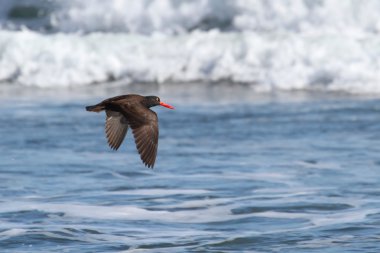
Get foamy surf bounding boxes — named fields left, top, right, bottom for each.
left=1, top=29, right=380, bottom=93
left=1, top=1, right=380, bottom=93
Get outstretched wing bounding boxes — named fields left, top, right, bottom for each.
left=105, top=110, right=128, bottom=150
left=129, top=110, right=159, bottom=168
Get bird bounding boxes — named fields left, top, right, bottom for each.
left=86, top=94, right=174, bottom=168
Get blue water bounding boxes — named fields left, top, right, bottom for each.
left=1, top=87, right=380, bottom=252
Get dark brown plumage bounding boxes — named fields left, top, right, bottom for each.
left=86, top=94, right=174, bottom=168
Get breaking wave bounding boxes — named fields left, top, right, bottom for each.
left=1, top=0, right=380, bottom=93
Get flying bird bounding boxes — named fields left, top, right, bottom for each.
left=86, top=94, right=174, bottom=168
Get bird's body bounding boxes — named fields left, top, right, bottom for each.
left=86, top=94, right=174, bottom=168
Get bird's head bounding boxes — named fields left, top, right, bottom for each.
left=144, top=96, right=175, bottom=109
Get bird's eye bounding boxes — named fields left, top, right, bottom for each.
left=156, top=97, right=159, bottom=101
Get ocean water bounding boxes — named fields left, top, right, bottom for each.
left=1, top=85, right=380, bottom=252
left=1, top=1, right=380, bottom=252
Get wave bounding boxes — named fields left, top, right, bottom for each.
left=1, top=29, right=380, bottom=93
left=0, top=196, right=375, bottom=227
left=1, top=1, right=380, bottom=93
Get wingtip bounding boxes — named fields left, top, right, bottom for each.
left=145, top=162, right=155, bottom=169
left=107, top=140, right=119, bottom=151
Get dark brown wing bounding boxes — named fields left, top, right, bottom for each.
left=128, top=110, right=159, bottom=169
left=105, top=110, right=128, bottom=150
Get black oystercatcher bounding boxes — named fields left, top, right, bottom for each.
left=86, top=94, right=174, bottom=168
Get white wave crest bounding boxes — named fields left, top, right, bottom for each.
left=1, top=29, right=380, bottom=93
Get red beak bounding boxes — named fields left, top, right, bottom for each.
left=160, top=101, right=175, bottom=109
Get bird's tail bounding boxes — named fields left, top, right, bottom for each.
left=85, top=104, right=104, bottom=112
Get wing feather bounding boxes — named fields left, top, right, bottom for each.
left=105, top=110, right=128, bottom=150
left=129, top=111, right=159, bottom=168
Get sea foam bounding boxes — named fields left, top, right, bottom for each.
left=1, top=29, right=380, bottom=93
left=1, top=0, right=380, bottom=93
